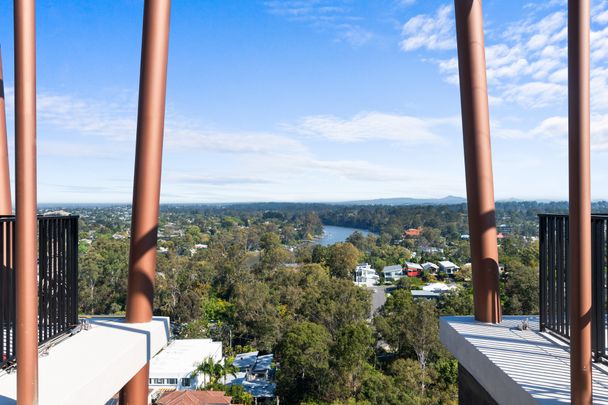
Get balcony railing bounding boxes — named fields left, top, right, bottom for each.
left=539, top=213, right=607, bottom=361
left=0, top=215, right=79, bottom=369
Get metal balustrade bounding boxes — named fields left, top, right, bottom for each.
left=539, top=213, right=608, bottom=361
left=0, top=215, right=79, bottom=368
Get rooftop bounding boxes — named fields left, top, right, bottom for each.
left=157, top=390, right=232, bottom=405
left=233, top=351, right=259, bottom=371
left=441, top=316, right=608, bottom=404
left=150, top=339, right=222, bottom=375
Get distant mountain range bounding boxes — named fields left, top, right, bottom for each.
left=339, top=195, right=467, bottom=206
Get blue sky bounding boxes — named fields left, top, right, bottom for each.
left=0, top=0, right=606, bottom=203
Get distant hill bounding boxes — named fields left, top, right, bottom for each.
left=339, top=195, right=467, bottom=206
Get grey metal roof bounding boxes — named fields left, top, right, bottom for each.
left=242, top=380, right=276, bottom=398
left=252, top=354, right=273, bottom=373
left=411, top=290, right=441, bottom=298
left=233, top=351, right=259, bottom=370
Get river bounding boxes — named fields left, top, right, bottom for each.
left=318, top=225, right=370, bottom=246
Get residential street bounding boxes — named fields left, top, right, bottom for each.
left=369, top=285, right=390, bottom=317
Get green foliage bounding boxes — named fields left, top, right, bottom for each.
left=259, top=232, right=291, bottom=274
left=76, top=202, right=549, bottom=405
left=502, top=262, right=539, bottom=315
left=79, top=236, right=129, bottom=314
left=223, top=384, right=254, bottom=405
left=276, top=321, right=332, bottom=402
left=325, top=243, right=362, bottom=279
left=438, top=288, right=474, bottom=316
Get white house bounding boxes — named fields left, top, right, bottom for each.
left=382, top=265, right=405, bottom=282
left=411, top=282, right=459, bottom=299
left=149, top=338, right=222, bottom=395
left=422, top=282, right=459, bottom=293
left=438, top=261, right=460, bottom=276
left=354, top=263, right=380, bottom=287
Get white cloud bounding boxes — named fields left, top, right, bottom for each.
left=493, top=116, right=567, bottom=139
left=400, top=5, right=454, bottom=51
left=285, top=111, right=447, bottom=144
left=166, top=173, right=277, bottom=186
left=399, top=3, right=608, bottom=111
left=493, top=114, right=608, bottom=152
left=502, top=82, right=567, bottom=108
left=263, top=0, right=374, bottom=47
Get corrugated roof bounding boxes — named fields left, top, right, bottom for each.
left=157, top=390, right=232, bottom=405
left=233, top=351, right=259, bottom=370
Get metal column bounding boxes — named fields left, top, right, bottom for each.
left=454, top=0, right=501, bottom=323
left=568, top=0, right=592, bottom=403
left=14, top=0, right=38, bottom=403
left=120, top=1, right=171, bottom=403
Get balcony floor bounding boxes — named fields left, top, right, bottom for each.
left=0, top=317, right=169, bottom=405
left=441, top=315, right=608, bottom=404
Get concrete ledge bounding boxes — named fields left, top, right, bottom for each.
left=0, top=316, right=170, bottom=405
left=440, top=316, right=608, bottom=405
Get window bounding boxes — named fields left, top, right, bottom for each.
left=181, top=378, right=191, bottom=387
left=167, top=378, right=178, bottom=385
left=152, top=378, right=165, bottom=385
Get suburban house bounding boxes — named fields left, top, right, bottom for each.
left=382, top=264, right=405, bottom=282
left=226, top=351, right=276, bottom=401
left=420, top=246, right=444, bottom=255
left=149, top=338, right=223, bottom=399
left=404, top=262, right=423, bottom=277
left=411, top=282, right=459, bottom=299
left=438, top=260, right=460, bottom=276
left=403, top=227, right=422, bottom=238
left=421, top=262, right=439, bottom=274
left=354, top=263, right=380, bottom=287
left=422, top=282, right=459, bottom=294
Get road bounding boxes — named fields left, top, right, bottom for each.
left=369, top=285, right=390, bottom=317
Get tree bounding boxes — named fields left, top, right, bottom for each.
left=220, top=357, right=239, bottom=384
left=374, top=289, right=414, bottom=356
left=374, top=292, right=441, bottom=393
left=438, top=288, right=473, bottom=316
left=231, top=280, right=280, bottom=351
left=276, top=321, right=332, bottom=402
left=331, top=321, right=375, bottom=397
left=192, top=357, right=224, bottom=387
left=259, top=232, right=290, bottom=274
left=223, top=384, right=254, bottom=405
left=502, top=262, right=539, bottom=315
left=404, top=299, right=440, bottom=393
left=326, top=243, right=361, bottom=279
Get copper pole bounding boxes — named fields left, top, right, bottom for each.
left=14, top=0, right=38, bottom=403
left=0, top=48, right=12, bottom=215
left=569, top=0, right=592, bottom=403
left=454, top=0, right=501, bottom=323
left=120, top=0, right=171, bottom=403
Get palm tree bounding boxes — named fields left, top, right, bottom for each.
left=191, top=357, right=223, bottom=388
left=221, top=356, right=239, bottom=384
